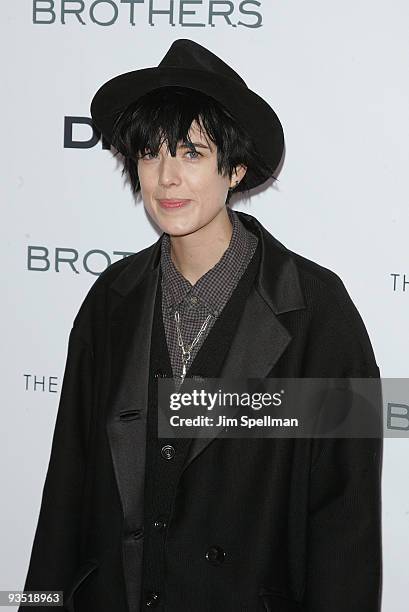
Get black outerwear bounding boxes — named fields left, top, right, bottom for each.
left=19, top=211, right=382, bottom=612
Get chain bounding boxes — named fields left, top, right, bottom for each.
left=174, top=309, right=212, bottom=383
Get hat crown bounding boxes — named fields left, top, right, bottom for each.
left=158, top=39, right=247, bottom=88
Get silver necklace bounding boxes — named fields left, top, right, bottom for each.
left=174, top=309, right=212, bottom=383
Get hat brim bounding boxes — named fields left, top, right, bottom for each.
left=90, top=67, right=284, bottom=191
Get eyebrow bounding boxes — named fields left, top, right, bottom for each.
left=179, top=142, right=211, bottom=150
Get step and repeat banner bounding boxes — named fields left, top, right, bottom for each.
left=2, top=1, right=408, bottom=609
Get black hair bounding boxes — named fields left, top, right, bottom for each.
left=110, top=86, right=277, bottom=204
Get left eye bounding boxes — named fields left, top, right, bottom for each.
left=185, top=149, right=201, bottom=159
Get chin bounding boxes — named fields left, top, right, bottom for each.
left=152, top=210, right=201, bottom=237
left=161, top=220, right=199, bottom=238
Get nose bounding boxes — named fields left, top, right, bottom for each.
left=158, top=154, right=182, bottom=188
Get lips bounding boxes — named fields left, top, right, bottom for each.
left=158, top=199, right=191, bottom=209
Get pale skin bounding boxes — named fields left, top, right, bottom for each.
left=137, top=120, right=247, bottom=285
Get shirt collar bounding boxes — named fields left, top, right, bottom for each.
left=160, top=206, right=256, bottom=314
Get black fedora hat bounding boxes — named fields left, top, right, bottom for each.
left=90, top=38, right=284, bottom=191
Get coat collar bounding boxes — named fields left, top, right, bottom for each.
left=109, top=210, right=306, bottom=315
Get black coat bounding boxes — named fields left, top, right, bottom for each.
left=20, top=211, right=382, bottom=612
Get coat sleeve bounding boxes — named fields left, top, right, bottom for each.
left=18, top=325, right=94, bottom=611
left=302, top=277, right=383, bottom=612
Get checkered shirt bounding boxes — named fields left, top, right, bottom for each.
left=160, top=206, right=258, bottom=387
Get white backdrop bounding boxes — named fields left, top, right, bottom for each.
left=2, top=1, right=408, bottom=609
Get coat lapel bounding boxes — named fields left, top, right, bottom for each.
left=106, top=240, right=161, bottom=612
left=181, top=211, right=307, bottom=470
left=181, top=285, right=295, bottom=469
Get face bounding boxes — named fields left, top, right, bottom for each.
left=137, top=120, right=246, bottom=238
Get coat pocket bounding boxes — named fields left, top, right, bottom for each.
left=259, top=588, right=304, bottom=612
left=63, top=559, right=99, bottom=612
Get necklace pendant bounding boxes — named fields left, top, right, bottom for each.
left=174, top=308, right=212, bottom=387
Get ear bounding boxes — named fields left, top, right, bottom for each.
left=229, top=164, right=247, bottom=190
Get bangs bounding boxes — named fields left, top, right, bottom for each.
left=109, top=86, right=276, bottom=199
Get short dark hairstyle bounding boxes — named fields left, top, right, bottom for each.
left=110, top=86, right=277, bottom=204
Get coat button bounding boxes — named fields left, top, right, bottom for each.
left=205, top=545, right=226, bottom=565
left=153, top=517, right=167, bottom=531
left=160, top=444, right=175, bottom=460
left=145, top=591, right=160, bottom=607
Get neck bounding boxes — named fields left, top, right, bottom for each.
left=170, top=207, right=233, bottom=285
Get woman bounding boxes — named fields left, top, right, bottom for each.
left=20, top=39, right=382, bottom=611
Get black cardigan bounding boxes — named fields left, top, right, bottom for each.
left=141, top=241, right=261, bottom=604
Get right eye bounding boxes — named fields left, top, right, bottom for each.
left=139, top=151, right=157, bottom=160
